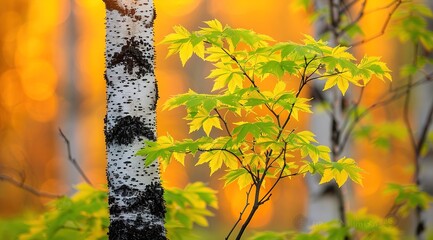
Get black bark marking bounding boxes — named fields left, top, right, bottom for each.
left=103, top=0, right=142, bottom=21
left=109, top=37, right=152, bottom=79
left=108, top=183, right=166, bottom=240
left=104, top=71, right=114, bottom=87
left=109, top=183, right=166, bottom=219
left=144, top=8, right=157, bottom=28
left=152, top=80, right=159, bottom=111
left=105, top=115, right=155, bottom=146
left=109, top=219, right=166, bottom=240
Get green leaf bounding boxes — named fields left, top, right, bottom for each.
left=357, top=56, right=392, bottom=83
left=165, top=182, right=217, bottom=239
left=204, top=19, right=224, bottom=32
left=196, top=150, right=239, bottom=175
left=393, top=3, right=433, bottom=50
left=232, top=117, right=279, bottom=143
left=347, top=210, right=400, bottom=240
left=207, top=62, right=244, bottom=92
left=188, top=108, right=222, bottom=136
left=221, top=168, right=253, bottom=189
left=322, top=71, right=353, bottom=96
left=319, top=157, right=363, bottom=187
left=385, top=183, right=432, bottom=217
left=248, top=230, right=293, bottom=240
left=138, top=135, right=213, bottom=168
left=179, top=42, right=193, bottom=66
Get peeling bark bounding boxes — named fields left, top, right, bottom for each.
left=103, top=0, right=166, bottom=239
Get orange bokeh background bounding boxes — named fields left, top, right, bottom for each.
left=0, top=0, right=420, bottom=237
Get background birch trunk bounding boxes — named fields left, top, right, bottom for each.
left=305, top=0, right=348, bottom=229
left=103, top=0, right=166, bottom=239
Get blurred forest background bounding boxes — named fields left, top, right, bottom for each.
left=0, top=0, right=432, bottom=238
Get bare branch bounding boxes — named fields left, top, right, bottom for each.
left=338, top=72, right=433, bottom=156
left=351, top=0, right=402, bottom=47
left=339, top=0, right=367, bottom=35
left=339, top=0, right=360, bottom=16
left=416, top=99, right=433, bottom=156
left=0, top=174, right=62, bottom=199
left=403, top=44, right=419, bottom=155
left=225, top=184, right=254, bottom=240
left=59, top=129, right=93, bottom=186
left=214, top=109, right=232, bottom=138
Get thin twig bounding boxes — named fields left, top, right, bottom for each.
left=218, top=46, right=280, bottom=123
left=339, top=0, right=360, bottom=15
left=403, top=44, right=419, bottom=155
left=351, top=0, right=402, bottom=47
left=59, top=129, right=93, bottom=186
left=416, top=99, right=433, bottom=156
left=259, top=142, right=288, bottom=203
left=337, top=72, right=433, bottom=156
left=339, top=0, right=367, bottom=35
left=225, top=184, right=254, bottom=240
left=215, top=109, right=233, bottom=137
left=0, top=174, right=62, bottom=198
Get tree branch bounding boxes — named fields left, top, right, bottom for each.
left=415, top=99, right=433, bottom=156
left=0, top=174, right=62, bottom=199
left=337, top=72, right=433, bottom=156
left=350, top=0, right=402, bottom=47
left=59, top=129, right=93, bottom=186
left=225, top=184, right=254, bottom=240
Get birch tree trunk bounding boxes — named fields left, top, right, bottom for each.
left=103, top=0, right=166, bottom=239
left=305, top=0, right=347, bottom=229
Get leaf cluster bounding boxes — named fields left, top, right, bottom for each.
left=6, top=183, right=217, bottom=240
left=143, top=19, right=391, bottom=191
left=165, top=182, right=218, bottom=240
left=385, top=183, right=432, bottom=217
left=251, top=210, right=399, bottom=240
left=353, top=120, right=407, bottom=150
left=19, top=184, right=109, bottom=240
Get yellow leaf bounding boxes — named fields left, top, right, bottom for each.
left=323, top=75, right=338, bottom=91
left=188, top=109, right=221, bottom=135
left=204, top=19, right=224, bottom=32
left=217, top=151, right=238, bottom=169
left=237, top=172, right=253, bottom=189
left=317, top=145, right=331, bottom=162
left=72, top=183, right=98, bottom=201
left=331, top=46, right=356, bottom=60
left=159, top=25, right=190, bottom=44
left=211, top=76, right=227, bottom=91
left=209, top=156, right=223, bottom=175
left=337, top=76, right=349, bottom=96
left=299, top=162, right=314, bottom=175
left=333, top=169, right=349, bottom=187
left=296, top=131, right=317, bottom=143
left=205, top=46, right=228, bottom=62
left=323, top=71, right=352, bottom=96
left=172, top=152, right=186, bottom=165
left=319, top=169, right=333, bottom=184
left=202, top=116, right=222, bottom=136
left=194, top=42, right=205, bottom=59
left=227, top=73, right=244, bottom=93
left=196, top=151, right=212, bottom=166
left=273, top=81, right=286, bottom=96
left=197, top=150, right=238, bottom=175
left=196, top=151, right=223, bottom=175
left=179, top=42, right=193, bottom=66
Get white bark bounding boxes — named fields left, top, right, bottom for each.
left=414, top=2, right=433, bottom=237
left=103, top=0, right=165, bottom=239
left=305, top=0, right=347, bottom=229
